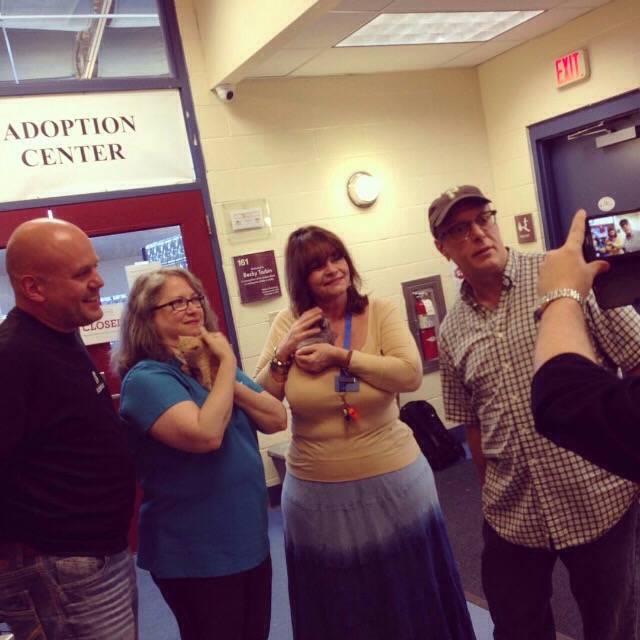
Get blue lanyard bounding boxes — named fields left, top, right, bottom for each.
left=337, top=311, right=359, bottom=421
left=342, top=311, right=351, bottom=350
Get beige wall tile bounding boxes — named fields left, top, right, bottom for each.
left=195, top=105, right=230, bottom=139
left=189, top=73, right=219, bottom=107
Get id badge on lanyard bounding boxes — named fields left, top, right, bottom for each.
left=335, top=311, right=360, bottom=421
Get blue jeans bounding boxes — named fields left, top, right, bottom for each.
left=0, top=545, right=138, bottom=640
left=482, top=502, right=638, bottom=640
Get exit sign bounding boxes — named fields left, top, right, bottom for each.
left=554, top=49, right=589, bottom=88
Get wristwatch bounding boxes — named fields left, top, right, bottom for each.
left=533, top=288, right=584, bottom=322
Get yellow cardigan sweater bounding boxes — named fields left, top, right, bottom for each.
left=254, top=297, right=422, bottom=482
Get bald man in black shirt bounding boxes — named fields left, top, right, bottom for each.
left=0, top=218, right=137, bottom=640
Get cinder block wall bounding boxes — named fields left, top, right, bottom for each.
left=479, top=0, right=640, bottom=251
left=174, top=0, right=640, bottom=486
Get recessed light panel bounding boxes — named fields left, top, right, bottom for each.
left=335, top=11, right=544, bottom=47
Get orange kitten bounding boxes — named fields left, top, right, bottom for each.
left=177, top=335, right=219, bottom=391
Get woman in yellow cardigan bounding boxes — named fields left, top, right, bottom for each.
left=255, top=225, right=475, bottom=640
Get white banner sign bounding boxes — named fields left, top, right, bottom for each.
left=0, top=89, right=195, bottom=202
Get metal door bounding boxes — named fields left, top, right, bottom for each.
left=529, top=90, right=640, bottom=248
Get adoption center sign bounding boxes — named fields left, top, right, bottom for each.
left=0, top=89, right=194, bottom=203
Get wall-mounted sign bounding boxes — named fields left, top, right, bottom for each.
left=80, top=303, right=123, bottom=346
left=0, top=89, right=194, bottom=203
left=233, top=250, right=282, bottom=303
left=230, top=207, right=264, bottom=231
left=554, top=49, right=589, bottom=88
left=125, top=261, right=162, bottom=289
left=220, top=198, right=272, bottom=244
left=515, top=213, right=536, bottom=243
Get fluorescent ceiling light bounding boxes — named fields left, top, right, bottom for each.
left=335, top=11, right=544, bottom=47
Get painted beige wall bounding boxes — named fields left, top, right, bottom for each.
left=190, top=0, right=339, bottom=87
left=479, top=0, right=640, bottom=253
left=175, top=0, right=640, bottom=485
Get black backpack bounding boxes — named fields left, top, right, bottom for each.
left=399, top=400, right=466, bottom=471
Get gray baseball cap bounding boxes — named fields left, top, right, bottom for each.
left=429, top=185, right=491, bottom=237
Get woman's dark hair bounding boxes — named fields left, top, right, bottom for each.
left=110, top=267, right=219, bottom=379
left=285, top=225, right=368, bottom=317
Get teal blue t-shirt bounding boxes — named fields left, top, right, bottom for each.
left=119, top=359, right=269, bottom=578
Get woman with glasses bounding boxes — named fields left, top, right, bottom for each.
left=604, top=226, right=624, bottom=256
left=110, top=267, right=287, bottom=640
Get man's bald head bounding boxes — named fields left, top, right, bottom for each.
left=6, top=218, right=87, bottom=286
left=6, top=218, right=105, bottom=332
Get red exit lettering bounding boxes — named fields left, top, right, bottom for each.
left=555, top=49, right=589, bottom=87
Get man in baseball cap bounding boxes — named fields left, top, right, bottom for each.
left=428, top=184, right=491, bottom=237
left=429, top=184, right=640, bottom=640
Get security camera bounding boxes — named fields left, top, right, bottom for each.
left=215, top=84, right=235, bottom=102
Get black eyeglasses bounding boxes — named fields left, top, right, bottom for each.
left=152, top=294, right=205, bottom=313
left=437, top=210, right=497, bottom=243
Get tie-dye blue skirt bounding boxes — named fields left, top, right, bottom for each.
left=281, top=454, right=476, bottom=640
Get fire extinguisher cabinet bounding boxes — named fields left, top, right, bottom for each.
left=401, top=276, right=447, bottom=374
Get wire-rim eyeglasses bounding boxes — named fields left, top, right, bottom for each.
left=152, top=294, right=205, bottom=313
left=437, top=210, right=497, bottom=243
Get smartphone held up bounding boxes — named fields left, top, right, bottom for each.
left=582, top=209, right=640, bottom=309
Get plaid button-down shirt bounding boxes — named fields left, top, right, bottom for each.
left=440, top=249, right=639, bottom=549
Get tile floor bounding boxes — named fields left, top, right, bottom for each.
left=135, top=504, right=495, bottom=640
left=0, top=505, right=495, bottom=640
left=136, top=565, right=495, bottom=639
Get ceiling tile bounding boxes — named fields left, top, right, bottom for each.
left=290, top=42, right=476, bottom=76
left=334, top=0, right=395, bottom=10
left=240, top=0, right=614, bottom=79
left=249, top=49, right=326, bottom=78
left=558, top=0, right=611, bottom=7
left=492, top=6, right=595, bottom=41
left=384, top=0, right=567, bottom=10
left=284, top=11, right=375, bottom=49
left=440, top=40, right=526, bottom=67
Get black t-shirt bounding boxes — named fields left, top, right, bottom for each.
left=532, top=352, right=640, bottom=483
left=0, top=307, right=135, bottom=554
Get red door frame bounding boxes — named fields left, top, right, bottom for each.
left=0, top=191, right=224, bottom=313
left=1, top=190, right=227, bottom=387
